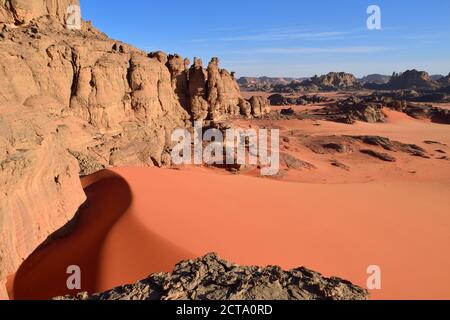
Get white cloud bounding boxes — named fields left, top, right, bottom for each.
left=230, top=46, right=391, bottom=55
left=186, top=27, right=353, bottom=43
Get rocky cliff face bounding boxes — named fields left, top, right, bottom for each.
left=0, top=102, right=86, bottom=298
left=56, top=253, right=369, bottom=300
left=0, top=0, right=270, bottom=299
left=438, top=73, right=450, bottom=88
left=0, top=0, right=78, bottom=25
left=304, top=72, right=361, bottom=91
left=366, top=69, right=441, bottom=90
left=253, top=72, right=361, bottom=93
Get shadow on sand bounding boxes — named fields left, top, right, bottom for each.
left=11, top=170, right=192, bottom=300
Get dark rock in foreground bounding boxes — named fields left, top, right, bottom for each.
left=55, top=253, right=369, bottom=301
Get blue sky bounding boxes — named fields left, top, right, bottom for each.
left=80, top=0, right=450, bottom=77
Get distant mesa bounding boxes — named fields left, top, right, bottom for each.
left=239, top=72, right=361, bottom=93
left=0, top=0, right=272, bottom=298
left=358, top=74, right=391, bottom=85
left=240, top=70, right=450, bottom=93
left=364, top=69, right=441, bottom=91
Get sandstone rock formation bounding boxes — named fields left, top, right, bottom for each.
left=322, top=96, right=385, bottom=124
left=351, top=135, right=429, bottom=158
left=165, top=53, right=189, bottom=109
left=366, top=69, right=441, bottom=90
left=358, top=74, right=391, bottom=85
left=187, top=57, right=209, bottom=121
left=268, top=94, right=332, bottom=106
left=0, top=0, right=79, bottom=25
left=304, top=72, right=361, bottom=91
left=438, top=73, right=450, bottom=88
left=360, top=149, right=396, bottom=162
left=56, top=253, right=369, bottom=300
left=0, top=103, right=86, bottom=298
left=237, top=76, right=307, bottom=92
left=260, top=72, right=361, bottom=93
left=0, top=0, right=255, bottom=299
left=183, top=57, right=268, bottom=121
left=248, top=96, right=271, bottom=118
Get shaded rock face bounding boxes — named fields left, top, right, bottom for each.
left=0, top=103, right=86, bottom=297
left=180, top=56, right=261, bottom=121
left=322, top=96, right=385, bottom=124
left=248, top=96, right=271, bottom=118
left=267, top=72, right=361, bottom=93
left=206, top=57, right=241, bottom=121
left=56, top=253, right=369, bottom=301
left=0, top=0, right=79, bottom=25
left=360, top=149, right=396, bottom=162
left=188, top=57, right=209, bottom=121
left=268, top=94, right=333, bottom=106
left=0, top=0, right=255, bottom=299
left=366, top=69, right=440, bottom=90
left=307, top=72, right=361, bottom=91
left=237, top=76, right=307, bottom=92
left=364, top=93, right=450, bottom=124
left=359, top=74, right=391, bottom=85
left=352, top=135, right=429, bottom=159
left=403, top=105, right=450, bottom=125
left=438, top=73, right=450, bottom=87
left=338, top=97, right=385, bottom=124
left=165, top=53, right=189, bottom=109
left=0, top=18, right=188, bottom=296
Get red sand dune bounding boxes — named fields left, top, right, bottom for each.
left=9, top=166, right=450, bottom=300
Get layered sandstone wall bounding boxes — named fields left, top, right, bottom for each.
left=0, top=0, right=79, bottom=25
left=0, top=103, right=86, bottom=299
left=0, top=0, right=271, bottom=299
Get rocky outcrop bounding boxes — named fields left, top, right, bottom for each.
left=206, top=57, right=241, bottom=121
left=187, top=57, right=209, bottom=121
left=0, top=103, right=86, bottom=298
left=264, top=72, right=361, bottom=93
left=0, top=18, right=189, bottom=296
left=438, top=73, right=450, bottom=88
left=165, top=53, right=189, bottom=109
left=268, top=94, right=333, bottom=106
left=248, top=96, right=271, bottom=118
left=0, top=0, right=79, bottom=25
left=366, top=70, right=440, bottom=90
left=237, top=76, right=307, bottom=92
left=0, top=0, right=255, bottom=298
left=56, top=253, right=369, bottom=300
left=403, top=105, right=450, bottom=125
left=359, top=74, right=391, bottom=85
left=326, top=96, right=385, bottom=124
left=304, top=72, right=361, bottom=91
left=360, top=149, right=396, bottom=162
left=183, top=57, right=262, bottom=121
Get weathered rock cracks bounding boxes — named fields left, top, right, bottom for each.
left=55, top=253, right=369, bottom=301
left=0, top=0, right=270, bottom=298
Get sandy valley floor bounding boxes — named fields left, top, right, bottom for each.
left=8, top=104, right=450, bottom=300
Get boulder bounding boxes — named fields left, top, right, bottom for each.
left=55, top=253, right=369, bottom=301
left=248, top=96, right=271, bottom=117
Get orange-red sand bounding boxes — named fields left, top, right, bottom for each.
left=9, top=166, right=450, bottom=300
